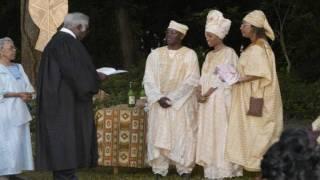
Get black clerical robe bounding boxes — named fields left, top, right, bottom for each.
left=35, top=31, right=99, bottom=170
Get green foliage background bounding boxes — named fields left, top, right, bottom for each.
left=0, top=0, right=319, bottom=122
left=58, top=0, right=320, bottom=121
left=1, top=0, right=319, bottom=178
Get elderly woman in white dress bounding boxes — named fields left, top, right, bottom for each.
left=195, top=10, right=243, bottom=180
left=0, top=37, right=34, bottom=180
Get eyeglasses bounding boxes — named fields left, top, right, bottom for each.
left=1, top=45, right=16, bottom=51
left=241, top=23, right=251, bottom=27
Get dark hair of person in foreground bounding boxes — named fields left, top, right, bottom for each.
left=261, top=128, right=320, bottom=180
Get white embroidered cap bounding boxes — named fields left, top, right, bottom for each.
left=168, top=20, right=189, bottom=35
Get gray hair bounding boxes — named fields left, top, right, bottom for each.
left=0, top=37, right=14, bottom=50
left=63, top=12, right=89, bottom=32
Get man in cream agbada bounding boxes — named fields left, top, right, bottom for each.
left=143, top=20, right=200, bottom=180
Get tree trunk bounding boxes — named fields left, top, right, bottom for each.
left=279, top=30, right=291, bottom=74
left=117, top=6, right=135, bottom=68
left=21, top=0, right=41, bottom=85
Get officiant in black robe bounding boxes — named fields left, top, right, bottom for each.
left=35, top=12, right=106, bottom=180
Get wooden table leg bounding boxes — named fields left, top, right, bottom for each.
left=113, top=166, right=119, bottom=175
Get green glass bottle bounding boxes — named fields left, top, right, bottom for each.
left=128, top=81, right=135, bottom=107
left=139, top=84, right=146, bottom=100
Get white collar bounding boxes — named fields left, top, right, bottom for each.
left=60, top=27, right=77, bottom=39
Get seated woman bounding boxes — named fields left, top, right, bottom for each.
left=0, top=37, right=34, bottom=180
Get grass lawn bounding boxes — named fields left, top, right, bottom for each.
left=22, top=117, right=310, bottom=180
left=22, top=166, right=259, bottom=180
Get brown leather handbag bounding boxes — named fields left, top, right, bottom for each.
left=247, top=97, right=264, bottom=117
left=247, top=84, right=264, bottom=117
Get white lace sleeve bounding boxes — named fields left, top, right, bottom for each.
left=0, top=76, right=7, bottom=103
left=143, top=50, right=163, bottom=105
left=19, top=64, right=35, bottom=99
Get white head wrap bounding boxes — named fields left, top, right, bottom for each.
left=205, top=10, right=231, bottom=39
left=243, top=10, right=275, bottom=41
left=167, top=20, right=189, bottom=35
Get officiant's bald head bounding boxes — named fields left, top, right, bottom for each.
left=63, top=12, right=90, bottom=40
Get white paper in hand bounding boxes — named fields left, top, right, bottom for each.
left=96, top=67, right=128, bottom=76
left=215, top=64, right=239, bottom=85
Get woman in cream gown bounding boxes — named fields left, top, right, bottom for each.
left=196, top=10, right=242, bottom=180
left=225, top=10, right=283, bottom=173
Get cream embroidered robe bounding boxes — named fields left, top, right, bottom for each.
left=225, top=39, right=283, bottom=171
left=196, top=47, right=242, bottom=179
left=143, top=46, right=200, bottom=167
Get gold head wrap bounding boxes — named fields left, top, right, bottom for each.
left=243, top=10, right=275, bottom=41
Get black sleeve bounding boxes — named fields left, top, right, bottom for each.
left=54, top=37, right=99, bottom=101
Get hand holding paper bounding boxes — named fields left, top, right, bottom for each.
left=214, top=64, right=239, bottom=85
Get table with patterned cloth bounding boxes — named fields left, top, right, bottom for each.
left=95, top=105, right=148, bottom=171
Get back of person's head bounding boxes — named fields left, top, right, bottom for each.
left=279, top=129, right=310, bottom=160
left=63, top=12, right=89, bottom=32
left=261, top=128, right=320, bottom=180
left=307, top=145, right=320, bottom=179
left=261, top=142, right=286, bottom=180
